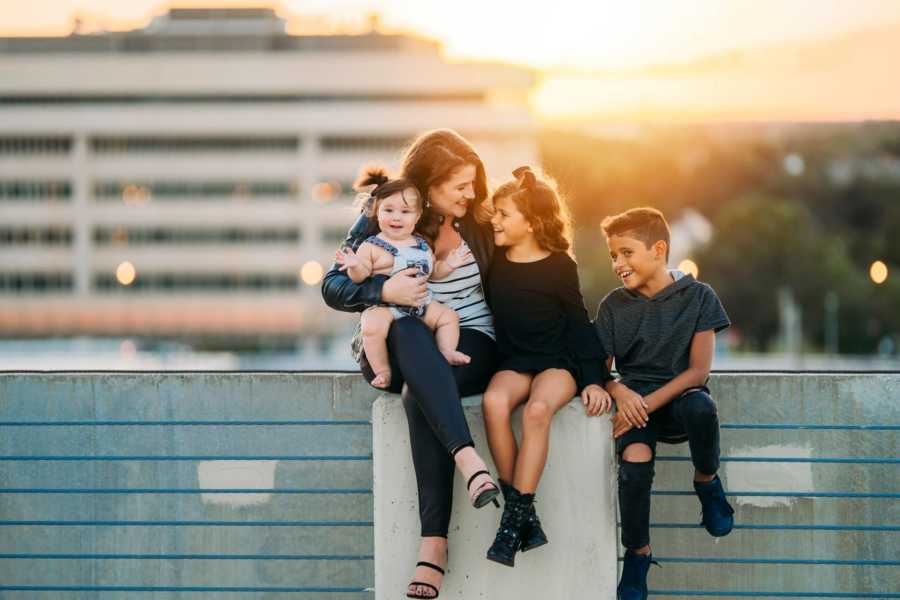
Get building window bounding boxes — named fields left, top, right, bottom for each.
left=0, top=136, right=72, bottom=155
left=93, top=226, right=300, bottom=245
left=321, top=227, right=350, bottom=245
left=93, top=272, right=300, bottom=292
left=320, top=135, right=411, bottom=153
left=0, top=181, right=72, bottom=201
left=0, top=93, right=485, bottom=105
left=0, top=272, right=73, bottom=293
left=0, top=227, right=73, bottom=246
left=90, top=136, right=300, bottom=154
left=93, top=180, right=298, bottom=201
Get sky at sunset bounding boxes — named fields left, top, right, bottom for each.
left=3, top=0, right=900, bottom=122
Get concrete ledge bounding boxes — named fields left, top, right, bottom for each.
left=373, top=396, right=618, bottom=599
left=2, top=372, right=897, bottom=598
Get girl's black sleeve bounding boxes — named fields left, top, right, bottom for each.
left=556, top=254, right=613, bottom=391
left=320, top=212, right=387, bottom=313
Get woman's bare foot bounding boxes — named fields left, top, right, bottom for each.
left=371, top=370, right=392, bottom=389
left=441, top=350, right=471, bottom=366
left=407, top=536, right=447, bottom=598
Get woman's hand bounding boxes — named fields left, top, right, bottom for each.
left=613, top=387, right=649, bottom=429
left=334, top=247, right=361, bottom=272
left=381, top=268, right=429, bottom=307
left=581, top=384, right=612, bottom=416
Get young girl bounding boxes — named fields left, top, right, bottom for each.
left=482, top=166, right=612, bottom=567
left=335, top=167, right=473, bottom=389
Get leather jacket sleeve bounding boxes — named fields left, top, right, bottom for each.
left=320, top=212, right=388, bottom=313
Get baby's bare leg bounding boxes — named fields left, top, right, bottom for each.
left=423, top=302, right=470, bottom=366
left=360, top=307, right=395, bottom=388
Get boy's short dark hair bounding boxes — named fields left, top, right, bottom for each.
left=600, top=207, right=671, bottom=260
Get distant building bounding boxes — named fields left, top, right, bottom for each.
left=0, top=7, right=537, bottom=339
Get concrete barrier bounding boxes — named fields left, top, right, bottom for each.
left=1, top=372, right=897, bottom=599
left=373, top=396, right=618, bottom=600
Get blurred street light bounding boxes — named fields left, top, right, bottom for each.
left=869, top=260, right=888, bottom=285
left=783, top=153, right=805, bottom=177
left=677, top=258, right=699, bottom=278
left=300, top=260, right=324, bottom=286
left=312, top=181, right=339, bottom=203
left=116, top=261, right=136, bottom=286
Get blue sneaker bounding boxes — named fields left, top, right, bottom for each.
left=617, top=550, right=657, bottom=600
left=694, top=475, right=735, bottom=537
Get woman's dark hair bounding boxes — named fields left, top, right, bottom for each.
left=353, top=165, right=422, bottom=217
left=400, top=129, right=490, bottom=241
left=492, top=166, right=573, bottom=255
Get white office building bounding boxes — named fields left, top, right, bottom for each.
left=0, top=7, right=538, bottom=345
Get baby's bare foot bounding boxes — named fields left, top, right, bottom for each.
left=441, top=350, right=471, bottom=366
left=371, top=371, right=391, bottom=389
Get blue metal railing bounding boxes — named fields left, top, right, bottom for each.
left=1, top=372, right=897, bottom=598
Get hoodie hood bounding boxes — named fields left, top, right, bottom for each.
left=623, top=271, right=696, bottom=302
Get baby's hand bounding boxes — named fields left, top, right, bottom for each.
left=445, top=242, right=473, bottom=270
left=335, top=247, right=362, bottom=271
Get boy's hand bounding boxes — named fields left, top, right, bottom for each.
left=581, top=384, right=612, bottom=416
left=334, top=247, right=362, bottom=271
left=444, top=243, right=473, bottom=270
left=614, top=388, right=649, bottom=429
left=611, top=410, right=634, bottom=438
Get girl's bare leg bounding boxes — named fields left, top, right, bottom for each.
left=423, top=302, right=469, bottom=365
left=360, top=307, right=395, bottom=388
left=513, top=369, right=577, bottom=493
left=481, top=370, right=532, bottom=484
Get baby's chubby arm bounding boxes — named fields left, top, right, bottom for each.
left=431, top=242, right=472, bottom=281
left=334, top=242, right=377, bottom=284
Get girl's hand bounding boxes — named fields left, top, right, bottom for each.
left=581, top=384, right=612, bottom=416
left=444, top=243, right=473, bottom=270
left=381, top=268, right=429, bottom=307
left=335, top=247, right=361, bottom=271
left=614, top=388, right=649, bottom=429
left=611, top=410, right=634, bottom=438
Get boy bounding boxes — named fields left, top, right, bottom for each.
left=594, top=207, right=734, bottom=600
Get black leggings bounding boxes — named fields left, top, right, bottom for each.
left=359, top=316, right=497, bottom=536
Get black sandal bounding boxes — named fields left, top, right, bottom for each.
left=467, top=470, right=500, bottom=508
left=406, top=561, right=445, bottom=599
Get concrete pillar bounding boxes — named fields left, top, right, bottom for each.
left=373, top=396, right=618, bottom=599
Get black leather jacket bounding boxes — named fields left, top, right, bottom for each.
left=320, top=210, right=495, bottom=313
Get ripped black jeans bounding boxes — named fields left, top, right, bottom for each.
left=615, top=386, right=721, bottom=550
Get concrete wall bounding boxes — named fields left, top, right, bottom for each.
left=372, top=396, right=618, bottom=599
left=0, top=372, right=897, bottom=598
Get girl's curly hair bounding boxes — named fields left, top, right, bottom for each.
left=492, top=166, right=573, bottom=255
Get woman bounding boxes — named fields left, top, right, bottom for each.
left=321, top=129, right=499, bottom=599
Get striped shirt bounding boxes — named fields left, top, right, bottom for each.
left=429, top=259, right=495, bottom=340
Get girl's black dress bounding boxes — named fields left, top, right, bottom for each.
left=488, top=250, right=608, bottom=391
